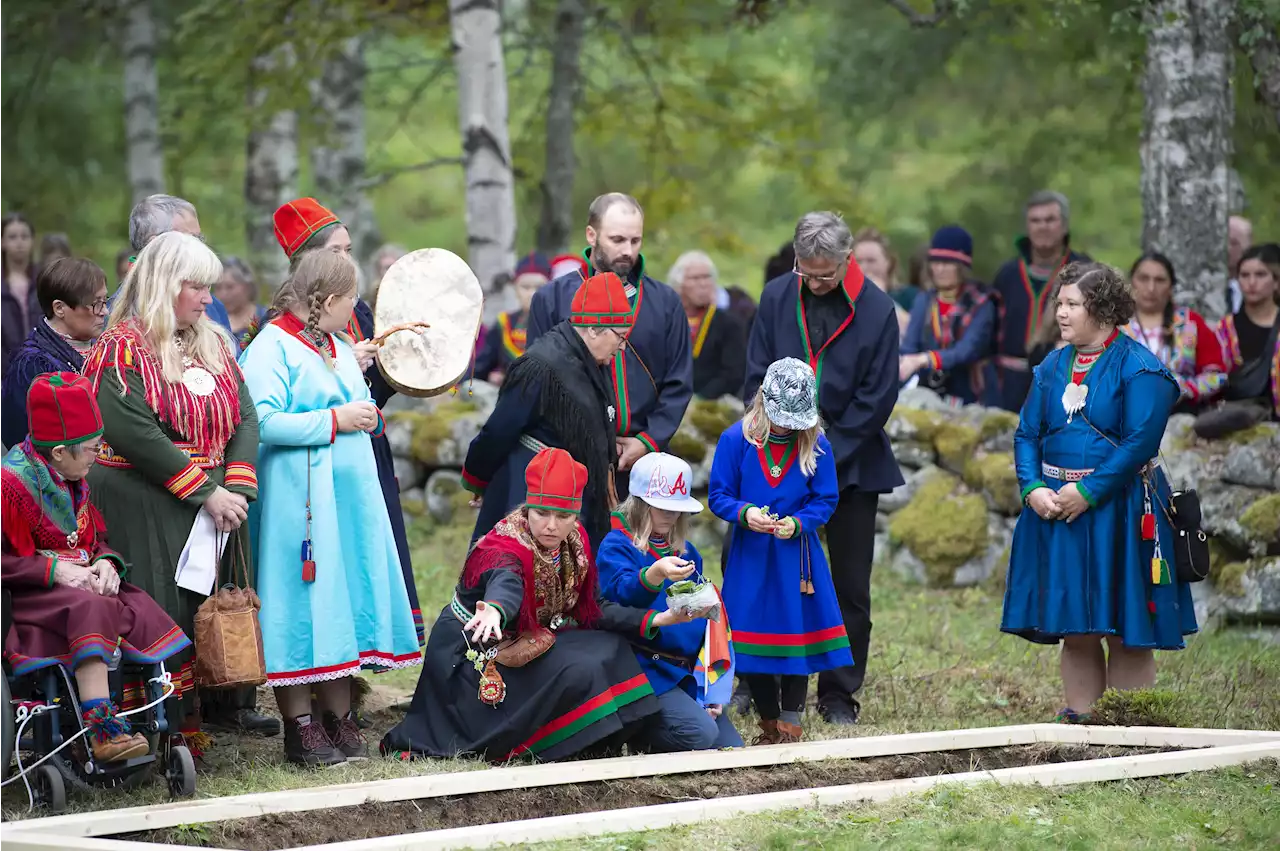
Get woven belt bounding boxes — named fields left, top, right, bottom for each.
left=1042, top=459, right=1160, bottom=482
left=519, top=434, right=548, bottom=454
left=97, top=439, right=223, bottom=471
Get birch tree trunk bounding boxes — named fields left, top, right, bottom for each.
left=245, top=47, right=299, bottom=290
left=311, top=36, right=381, bottom=297
left=122, top=0, right=165, bottom=202
left=1140, top=0, right=1234, bottom=320
left=536, top=0, right=588, bottom=255
left=450, top=0, right=517, bottom=319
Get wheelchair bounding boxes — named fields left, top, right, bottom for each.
left=2, top=589, right=197, bottom=812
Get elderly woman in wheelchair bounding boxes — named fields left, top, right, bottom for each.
left=3, top=373, right=192, bottom=771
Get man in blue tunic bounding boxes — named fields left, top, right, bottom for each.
left=743, top=211, right=904, bottom=725
left=527, top=193, right=694, bottom=486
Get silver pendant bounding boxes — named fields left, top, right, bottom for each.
left=607, top=405, right=616, bottom=423
left=182, top=366, right=216, bottom=397
left=770, top=465, right=782, bottom=477
left=66, top=531, right=79, bottom=548
left=1061, top=382, right=1088, bottom=422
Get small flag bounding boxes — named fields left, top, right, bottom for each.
left=1141, top=513, right=1155, bottom=541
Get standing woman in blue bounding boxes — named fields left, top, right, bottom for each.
left=1001, top=262, right=1197, bottom=722
left=709, top=358, right=851, bottom=744
left=241, top=249, right=422, bottom=767
left=596, top=452, right=743, bottom=752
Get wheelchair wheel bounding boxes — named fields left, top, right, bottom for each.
left=34, top=764, right=67, bottom=812
left=167, top=744, right=196, bottom=798
left=1, top=674, right=13, bottom=781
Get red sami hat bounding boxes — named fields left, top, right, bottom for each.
left=570, top=272, right=633, bottom=328
left=273, top=198, right=340, bottom=259
left=27, top=373, right=104, bottom=448
left=525, top=447, right=587, bottom=514
left=550, top=253, right=588, bottom=280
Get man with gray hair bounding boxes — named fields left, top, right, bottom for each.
left=990, top=189, right=1091, bottom=411
left=743, top=211, right=904, bottom=726
left=668, top=250, right=746, bottom=400
left=121, top=194, right=233, bottom=332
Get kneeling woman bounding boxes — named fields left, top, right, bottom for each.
left=1001, top=262, right=1198, bottom=721
left=3, top=374, right=191, bottom=762
left=382, top=448, right=692, bottom=762
left=596, top=452, right=743, bottom=752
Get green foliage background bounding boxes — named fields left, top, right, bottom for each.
left=2, top=0, right=1277, bottom=294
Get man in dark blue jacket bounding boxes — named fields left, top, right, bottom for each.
left=527, top=193, right=694, bottom=488
left=743, top=211, right=904, bottom=725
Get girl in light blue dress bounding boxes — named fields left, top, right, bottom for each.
left=240, top=249, right=420, bottom=767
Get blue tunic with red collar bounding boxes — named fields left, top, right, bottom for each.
left=901, top=284, right=997, bottom=405
left=526, top=253, right=693, bottom=457
left=743, top=265, right=904, bottom=495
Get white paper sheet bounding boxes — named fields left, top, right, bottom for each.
left=174, top=510, right=229, bottom=595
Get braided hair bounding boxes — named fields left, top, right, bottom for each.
left=1128, top=252, right=1178, bottom=351
left=259, top=248, right=358, bottom=362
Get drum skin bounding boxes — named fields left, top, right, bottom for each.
left=374, top=249, right=484, bottom=397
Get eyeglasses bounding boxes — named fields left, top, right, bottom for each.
left=793, top=256, right=849, bottom=285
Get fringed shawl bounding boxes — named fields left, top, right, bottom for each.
left=461, top=509, right=601, bottom=635
left=82, top=320, right=242, bottom=459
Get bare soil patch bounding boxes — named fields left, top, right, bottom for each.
left=128, top=743, right=1165, bottom=849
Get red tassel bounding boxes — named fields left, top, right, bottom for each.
left=302, top=560, right=316, bottom=583
left=1141, top=513, right=1155, bottom=541
left=1147, top=600, right=1156, bottom=614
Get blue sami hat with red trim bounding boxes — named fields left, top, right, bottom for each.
left=928, top=225, right=973, bottom=267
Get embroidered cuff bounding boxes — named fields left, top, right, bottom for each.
left=165, top=462, right=210, bottom=501
left=737, top=503, right=757, bottom=528
left=1077, top=481, right=1098, bottom=508
left=640, top=566, right=663, bottom=593
left=640, top=610, right=659, bottom=639
left=790, top=516, right=803, bottom=536
left=371, top=409, right=386, bottom=438
left=461, top=468, right=488, bottom=495
left=483, top=601, right=508, bottom=628
left=224, top=462, right=258, bottom=492
left=329, top=409, right=339, bottom=444
left=1020, top=481, right=1048, bottom=503
left=96, top=552, right=128, bottom=579
left=45, top=556, right=58, bottom=589
left=636, top=432, right=659, bottom=454
left=927, top=351, right=943, bottom=370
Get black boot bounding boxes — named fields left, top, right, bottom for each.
left=283, top=715, right=345, bottom=767
left=729, top=679, right=753, bottom=715
left=204, top=689, right=282, bottom=737
left=322, top=710, right=369, bottom=760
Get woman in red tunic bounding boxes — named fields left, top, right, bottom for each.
left=2, top=373, right=191, bottom=762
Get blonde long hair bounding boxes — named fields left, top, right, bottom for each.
left=742, top=390, right=824, bottom=476
left=615, top=495, right=690, bottom=557
left=107, top=231, right=233, bottom=381
left=269, top=249, right=358, bottom=364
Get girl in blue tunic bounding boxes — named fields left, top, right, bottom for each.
left=1001, top=262, right=1198, bottom=722
left=709, top=357, right=851, bottom=744
left=596, top=451, right=743, bottom=752
left=241, top=249, right=422, bottom=767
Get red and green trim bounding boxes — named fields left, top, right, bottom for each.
left=636, top=432, right=658, bottom=454
left=640, top=610, right=659, bottom=638
left=736, top=503, right=757, bottom=528
left=757, top=438, right=798, bottom=485
left=483, top=601, right=509, bottom=628
left=639, top=566, right=663, bottom=592
left=612, top=345, right=632, bottom=436
left=44, top=555, right=57, bottom=588
left=733, top=625, right=850, bottom=657
left=461, top=468, right=488, bottom=495
left=610, top=511, right=670, bottom=561
left=505, top=674, right=654, bottom=758
left=1017, top=253, right=1070, bottom=347
left=791, top=516, right=803, bottom=535
left=793, top=267, right=863, bottom=390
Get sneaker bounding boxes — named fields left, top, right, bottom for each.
left=83, top=702, right=149, bottom=762
left=818, top=700, right=860, bottom=726
left=284, top=715, right=346, bottom=767
left=322, top=710, right=369, bottom=760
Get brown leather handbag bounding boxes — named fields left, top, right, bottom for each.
left=193, top=530, right=267, bottom=689
left=493, top=627, right=556, bottom=667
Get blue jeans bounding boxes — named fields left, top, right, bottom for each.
left=633, top=685, right=744, bottom=753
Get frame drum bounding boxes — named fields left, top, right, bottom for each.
left=373, top=248, right=484, bottom=397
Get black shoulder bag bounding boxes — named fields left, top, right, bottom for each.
left=1223, top=318, right=1280, bottom=402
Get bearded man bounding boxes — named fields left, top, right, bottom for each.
left=527, top=193, right=693, bottom=484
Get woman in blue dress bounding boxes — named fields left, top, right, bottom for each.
left=709, top=357, right=851, bottom=744
left=1001, top=262, right=1198, bottom=722
left=596, top=451, right=743, bottom=752
left=241, top=249, right=421, bottom=767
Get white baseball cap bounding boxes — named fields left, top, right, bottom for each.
left=628, top=452, right=703, bottom=513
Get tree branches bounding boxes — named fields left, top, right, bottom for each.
left=882, top=0, right=955, bottom=28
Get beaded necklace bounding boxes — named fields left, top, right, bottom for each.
left=1061, top=328, right=1119, bottom=422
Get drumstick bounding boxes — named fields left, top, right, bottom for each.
left=372, top=321, right=431, bottom=347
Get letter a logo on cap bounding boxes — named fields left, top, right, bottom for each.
left=670, top=472, right=687, bottom=496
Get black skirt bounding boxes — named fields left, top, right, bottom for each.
left=381, top=609, right=658, bottom=762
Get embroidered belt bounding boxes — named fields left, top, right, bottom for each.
left=450, top=595, right=474, bottom=624
left=997, top=356, right=1030, bottom=371
left=1041, top=459, right=1160, bottom=482
left=519, top=434, right=549, bottom=454
left=97, top=439, right=223, bottom=470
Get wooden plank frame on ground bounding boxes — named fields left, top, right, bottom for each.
left=2, top=724, right=1276, bottom=851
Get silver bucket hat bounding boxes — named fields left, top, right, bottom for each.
left=761, top=357, right=819, bottom=430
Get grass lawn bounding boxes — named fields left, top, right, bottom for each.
left=4, top=517, right=1277, bottom=848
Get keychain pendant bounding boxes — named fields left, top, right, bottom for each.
left=301, top=539, right=316, bottom=583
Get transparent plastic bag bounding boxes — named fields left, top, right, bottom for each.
left=665, top=579, right=722, bottom=622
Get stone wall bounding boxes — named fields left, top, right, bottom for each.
left=383, top=382, right=1279, bottom=624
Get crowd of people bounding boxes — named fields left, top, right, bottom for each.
left=1, top=188, right=1276, bottom=773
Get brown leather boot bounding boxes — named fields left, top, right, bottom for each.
left=775, top=720, right=803, bottom=743
left=83, top=702, right=149, bottom=762
left=753, top=719, right=783, bottom=746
